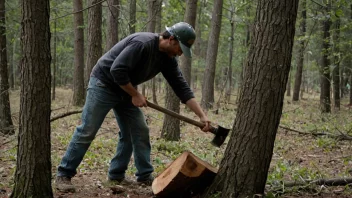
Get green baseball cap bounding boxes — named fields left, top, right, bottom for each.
left=166, top=22, right=196, bottom=58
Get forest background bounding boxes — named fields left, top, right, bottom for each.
left=0, top=0, right=352, bottom=197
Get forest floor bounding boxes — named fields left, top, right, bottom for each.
left=1, top=87, right=352, bottom=198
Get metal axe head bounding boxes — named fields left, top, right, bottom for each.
left=211, top=126, right=230, bottom=147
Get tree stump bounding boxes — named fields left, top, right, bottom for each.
left=152, top=151, right=217, bottom=197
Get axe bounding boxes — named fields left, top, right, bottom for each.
left=146, top=100, right=229, bottom=147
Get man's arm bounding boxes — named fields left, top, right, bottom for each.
left=185, top=98, right=211, bottom=132
left=119, top=83, right=147, bottom=107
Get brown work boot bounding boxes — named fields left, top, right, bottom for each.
left=55, top=176, right=76, bottom=193
left=106, top=177, right=135, bottom=187
left=137, top=176, right=154, bottom=186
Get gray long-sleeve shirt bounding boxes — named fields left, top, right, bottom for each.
left=91, top=32, right=194, bottom=103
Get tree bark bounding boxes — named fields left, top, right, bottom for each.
left=292, top=0, right=306, bottom=101
left=205, top=1, right=299, bottom=197
left=11, top=0, right=52, bottom=196
left=85, top=0, right=102, bottom=87
left=180, top=0, right=197, bottom=85
left=72, top=0, right=85, bottom=106
left=320, top=3, right=331, bottom=113
left=350, top=4, right=352, bottom=106
left=9, top=39, right=15, bottom=90
left=332, top=13, right=340, bottom=110
left=147, top=0, right=157, bottom=32
left=155, top=0, right=162, bottom=33
left=350, top=74, right=352, bottom=106
left=286, top=71, right=291, bottom=96
left=161, top=84, right=180, bottom=141
left=152, top=0, right=162, bottom=104
left=0, top=0, right=14, bottom=135
left=193, top=0, right=205, bottom=58
left=129, top=0, right=136, bottom=34
left=143, top=0, right=158, bottom=98
left=237, top=1, right=251, bottom=104
left=225, top=3, right=235, bottom=103
left=106, top=0, right=119, bottom=51
left=201, top=0, right=223, bottom=110
left=52, top=19, right=57, bottom=100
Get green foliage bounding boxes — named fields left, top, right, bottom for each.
left=315, top=136, right=337, bottom=151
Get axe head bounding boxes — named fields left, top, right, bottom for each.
left=211, top=126, right=230, bottom=147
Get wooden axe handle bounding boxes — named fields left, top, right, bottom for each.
left=146, top=100, right=216, bottom=134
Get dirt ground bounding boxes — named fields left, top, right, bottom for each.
left=1, top=88, right=351, bottom=197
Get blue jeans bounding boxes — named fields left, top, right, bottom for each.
left=57, top=77, right=153, bottom=181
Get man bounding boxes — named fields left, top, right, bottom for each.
left=56, top=22, right=211, bottom=192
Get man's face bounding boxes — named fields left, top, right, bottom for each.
left=166, top=36, right=183, bottom=58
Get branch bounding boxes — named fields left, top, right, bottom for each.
left=279, top=125, right=352, bottom=141
left=283, top=178, right=352, bottom=187
left=50, top=0, right=107, bottom=21
left=309, top=0, right=326, bottom=8
left=50, top=110, right=82, bottom=122
left=0, top=138, right=16, bottom=148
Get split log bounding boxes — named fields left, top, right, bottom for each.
left=152, top=151, right=217, bottom=198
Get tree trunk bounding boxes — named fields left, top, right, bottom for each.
left=129, top=0, right=136, bottom=34
left=205, top=1, right=299, bottom=197
left=161, top=84, right=180, bottom=141
left=141, top=0, right=158, bottom=97
left=292, top=0, right=306, bottom=101
left=225, top=3, right=235, bottom=103
left=147, top=0, right=157, bottom=32
left=152, top=0, right=162, bottom=104
left=332, top=13, right=340, bottom=110
left=180, top=0, right=197, bottom=85
left=146, top=0, right=158, bottom=102
left=201, top=0, right=223, bottom=110
left=347, top=4, right=352, bottom=105
left=320, top=3, right=331, bottom=113
left=350, top=74, right=352, bottom=106
left=9, top=39, right=15, bottom=90
left=286, top=70, right=291, bottom=96
left=11, top=0, right=52, bottom=196
left=106, top=0, right=119, bottom=51
left=72, top=0, right=85, bottom=106
left=0, top=0, right=14, bottom=135
left=52, top=19, right=56, bottom=101
left=179, top=0, right=197, bottom=104
left=85, top=0, right=102, bottom=87
left=193, top=0, right=204, bottom=58
left=237, top=1, right=251, bottom=104
left=155, top=0, right=162, bottom=33
left=350, top=4, right=352, bottom=106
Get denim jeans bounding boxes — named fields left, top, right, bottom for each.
left=57, top=77, right=153, bottom=181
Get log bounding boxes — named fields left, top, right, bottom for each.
left=283, top=178, right=352, bottom=187
left=152, top=151, right=217, bottom=198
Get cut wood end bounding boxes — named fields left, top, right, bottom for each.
left=152, top=151, right=188, bottom=194
left=152, top=151, right=218, bottom=196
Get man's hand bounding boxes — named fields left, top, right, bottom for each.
left=119, top=83, right=147, bottom=107
left=200, top=116, right=211, bottom=132
left=132, top=92, right=147, bottom=107
left=185, top=98, right=213, bottom=133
